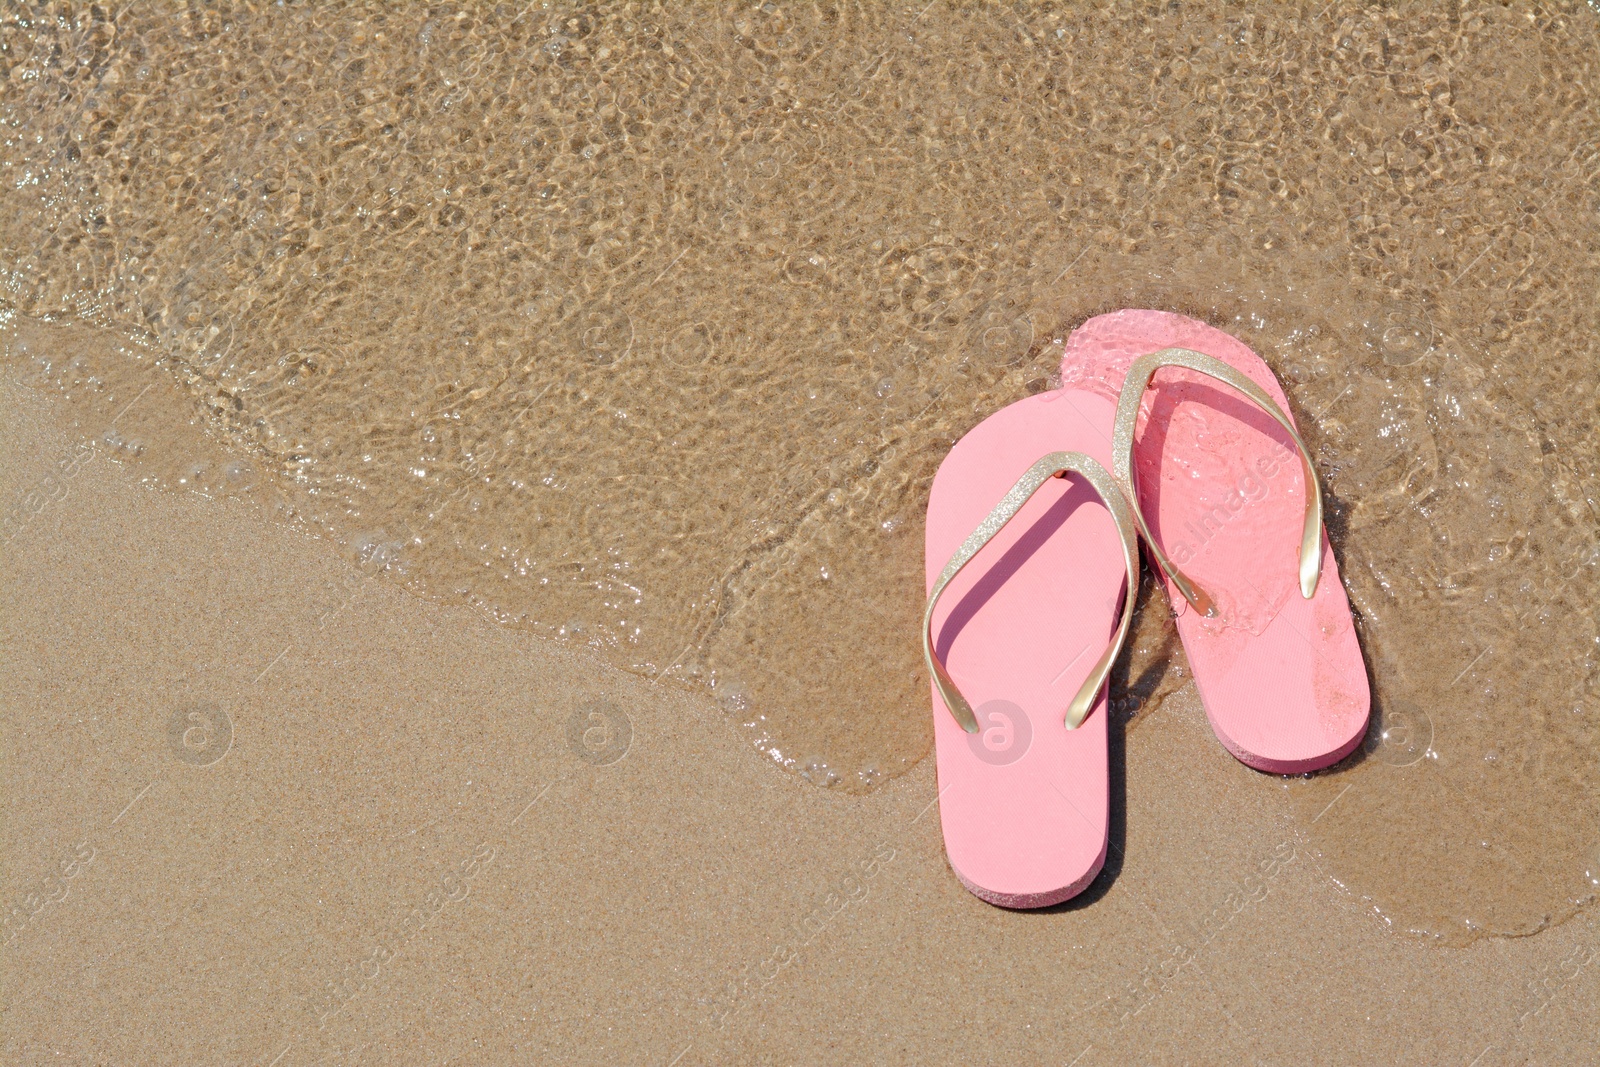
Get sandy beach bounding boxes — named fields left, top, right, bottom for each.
left=3, top=2, right=1598, bottom=1063
left=3, top=386, right=1596, bottom=1063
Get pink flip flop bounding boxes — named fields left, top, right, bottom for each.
left=1062, top=310, right=1370, bottom=773
left=923, top=389, right=1139, bottom=908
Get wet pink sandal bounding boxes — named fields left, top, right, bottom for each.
left=1063, top=310, right=1370, bottom=773
left=923, top=389, right=1139, bottom=908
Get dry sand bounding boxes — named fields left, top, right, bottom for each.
left=4, top=369, right=1595, bottom=1066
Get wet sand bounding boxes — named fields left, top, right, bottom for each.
left=4, top=0, right=1599, bottom=942
left=3, top=1, right=1600, bottom=1060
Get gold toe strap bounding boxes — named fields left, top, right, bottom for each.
left=923, top=451, right=1141, bottom=733
left=1111, top=347, right=1324, bottom=617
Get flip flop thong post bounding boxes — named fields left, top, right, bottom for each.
left=924, top=388, right=1138, bottom=908
left=1062, top=309, right=1370, bottom=773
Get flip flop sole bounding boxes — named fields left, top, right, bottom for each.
left=926, top=389, right=1125, bottom=907
left=1062, top=309, right=1370, bottom=773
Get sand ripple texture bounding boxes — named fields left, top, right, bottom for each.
left=2, top=3, right=1597, bottom=943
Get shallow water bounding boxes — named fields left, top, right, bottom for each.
left=1, top=2, right=1597, bottom=943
